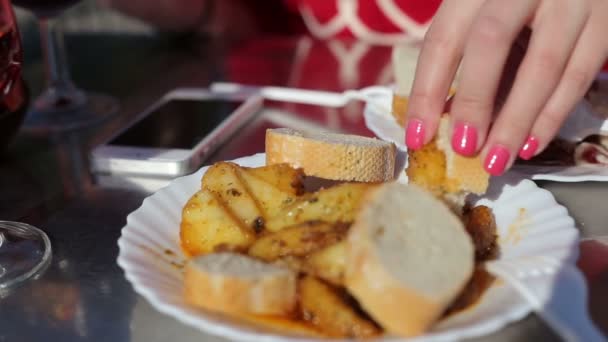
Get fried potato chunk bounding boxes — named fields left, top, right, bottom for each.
left=244, top=163, right=304, bottom=195
left=299, top=276, right=380, bottom=338
left=180, top=189, right=255, bottom=256
left=182, top=162, right=305, bottom=256
left=303, top=241, right=347, bottom=286
left=201, top=162, right=303, bottom=230
left=248, top=221, right=347, bottom=262
left=265, top=183, right=372, bottom=232
left=234, top=314, right=324, bottom=338
left=202, top=162, right=263, bottom=228
left=237, top=170, right=299, bottom=221
left=462, top=205, right=498, bottom=261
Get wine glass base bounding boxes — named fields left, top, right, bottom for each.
left=0, top=221, right=52, bottom=290
left=22, top=92, right=119, bottom=135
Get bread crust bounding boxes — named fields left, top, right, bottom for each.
left=266, top=128, right=396, bottom=182
left=183, top=255, right=297, bottom=316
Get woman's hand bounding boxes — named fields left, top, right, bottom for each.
left=405, top=0, right=608, bottom=175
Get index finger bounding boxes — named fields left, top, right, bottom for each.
left=405, top=0, right=485, bottom=150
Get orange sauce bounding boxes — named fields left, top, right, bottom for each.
left=443, top=267, right=495, bottom=317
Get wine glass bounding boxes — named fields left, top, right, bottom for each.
left=0, top=0, right=51, bottom=289
left=11, top=0, right=118, bottom=133
left=0, top=221, right=51, bottom=290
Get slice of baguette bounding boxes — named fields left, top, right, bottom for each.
left=266, top=128, right=396, bottom=182
left=183, top=252, right=297, bottom=316
left=406, top=116, right=489, bottom=212
left=391, top=46, right=486, bottom=204
left=345, top=182, right=474, bottom=337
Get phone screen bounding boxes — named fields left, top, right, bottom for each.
left=108, top=99, right=245, bottom=149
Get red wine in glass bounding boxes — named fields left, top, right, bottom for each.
left=0, top=26, right=28, bottom=149
left=0, top=0, right=51, bottom=290
left=10, top=0, right=80, bottom=18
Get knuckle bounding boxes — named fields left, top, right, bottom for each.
left=530, top=49, right=564, bottom=76
left=471, top=15, right=511, bottom=45
left=454, top=93, right=492, bottom=114
left=409, top=88, right=438, bottom=109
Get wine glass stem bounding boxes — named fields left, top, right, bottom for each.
left=38, top=17, right=84, bottom=105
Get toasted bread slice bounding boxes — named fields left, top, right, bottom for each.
left=345, top=182, right=474, bottom=337
left=183, top=252, right=297, bottom=316
left=406, top=116, right=489, bottom=211
left=392, top=46, right=486, bottom=203
left=266, top=128, right=396, bottom=182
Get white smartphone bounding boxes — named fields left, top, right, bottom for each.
left=90, top=88, right=263, bottom=177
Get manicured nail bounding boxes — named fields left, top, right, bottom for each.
left=484, top=145, right=511, bottom=176
left=405, top=119, right=425, bottom=150
left=519, top=136, right=539, bottom=160
left=452, top=122, right=478, bottom=156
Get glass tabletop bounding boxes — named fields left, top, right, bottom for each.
left=0, top=1, right=607, bottom=341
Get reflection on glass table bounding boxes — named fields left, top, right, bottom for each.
left=11, top=0, right=118, bottom=133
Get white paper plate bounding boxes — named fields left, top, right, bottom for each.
left=117, top=153, right=579, bottom=341
left=363, top=89, right=608, bottom=182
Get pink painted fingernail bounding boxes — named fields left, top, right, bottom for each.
left=519, top=136, right=539, bottom=160
left=406, top=119, right=425, bottom=150
left=451, top=122, right=478, bottom=156
left=484, top=145, right=511, bottom=176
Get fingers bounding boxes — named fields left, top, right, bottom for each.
left=481, top=0, right=590, bottom=175
left=450, top=0, right=540, bottom=157
left=522, top=1, right=608, bottom=160
left=406, top=0, right=607, bottom=181
left=405, top=0, right=485, bottom=149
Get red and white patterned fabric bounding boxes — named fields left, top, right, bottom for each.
left=285, top=0, right=441, bottom=44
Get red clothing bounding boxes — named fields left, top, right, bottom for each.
left=246, top=0, right=441, bottom=44
left=286, top=0, right=440, bottom=43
